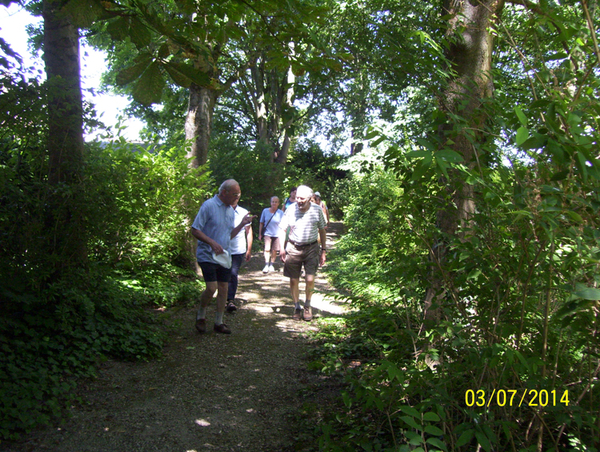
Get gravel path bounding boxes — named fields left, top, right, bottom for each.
left=5, top=223, right=345, bottom=452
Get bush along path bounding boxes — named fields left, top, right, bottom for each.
left=5, top=222, right=346, bottom=452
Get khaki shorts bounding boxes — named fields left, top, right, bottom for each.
left=283, top=241, right=320, bottom=279
left=264, top=235, right=280, bottom=252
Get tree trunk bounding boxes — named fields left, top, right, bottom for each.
left=274, top=62, right=295, bottom=164
left=185, top=83, right=218, bottom=168
left=440, top=0, right=499, bottom=225
left=42, top=0, right=87, bottom=272
left=43, top=0, right=84, bottom=185
left=424, top=0, right=504, bottom=325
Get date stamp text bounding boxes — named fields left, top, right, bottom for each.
left=465, top=389, right=569, bottom=408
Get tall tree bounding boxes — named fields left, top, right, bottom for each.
left=424, top=0, right=505, bottom=323
left=43, top=0, right=84, bottom=184
left=99, top=0, right=326, bottom=168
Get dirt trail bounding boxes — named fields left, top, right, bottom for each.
left=6, top=223, right=345, bottom=452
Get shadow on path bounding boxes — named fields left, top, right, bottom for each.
left=4, top=222, right=346, bottom=452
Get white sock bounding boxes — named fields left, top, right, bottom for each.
left=197, top=307, right=206, bottom=320
left=215, top=311, right=224, bottom=325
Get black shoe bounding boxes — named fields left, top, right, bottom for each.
left=226, top=301, right=237, bottom=312
left=214, top=323, right=232, bottom=334
left=195, top=318, right=207, bottom=333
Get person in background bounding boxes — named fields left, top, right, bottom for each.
left=282, top=187, right=296, bottom=212
left=191, top=179, right=254, bottom=334
left=278, top=185, right=327, bottom=322
left=226, top=197, right=253, bottom=312
left=313, top=191, right=330, bottom=227
left=258, top=196, right=284, bottom=273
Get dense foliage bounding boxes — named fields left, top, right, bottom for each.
left=317, top=157, right=600, bottom=450
left=3, top=0, right=600, bottom=449
left=0, top=123, right=211, bottom=439
left=307, top=1, right=600, bottom=450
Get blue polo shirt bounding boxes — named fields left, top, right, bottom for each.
left=192, top=195, right=234, bottom=264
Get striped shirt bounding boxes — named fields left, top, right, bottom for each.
left=279, top=202, right=326, bottom=244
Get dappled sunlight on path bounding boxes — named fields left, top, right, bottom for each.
left=5, top=223, right=346, bottom=452
left=235, top=221, right=347, bottom=328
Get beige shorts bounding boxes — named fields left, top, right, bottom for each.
left=264, top=236, right=280, bottom=252
left=283, top=241, right=320, bottom=279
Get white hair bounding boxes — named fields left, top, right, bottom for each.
left=296, top=185, right=313, bottom=198
left=218, top=179, right=239, bottom=194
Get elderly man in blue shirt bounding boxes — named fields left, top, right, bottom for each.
left=191, top=179, right=254, bottom=334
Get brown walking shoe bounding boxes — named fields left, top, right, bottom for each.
left=293, top=308, right=303, bottom=321
left=214, top=323, right=232, bottom=334
left=195, top=318, right=207, bottom=334
left=303, top=306, right=313, bottom=321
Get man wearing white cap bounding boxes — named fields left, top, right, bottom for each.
left=191, top=179, right=254, bottom=334
left=278, top=185, right=327, bottom=321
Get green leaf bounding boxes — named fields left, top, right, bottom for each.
left=164, top=62, right=214, bottom=89
left=121, top=16, right=154, bottom=49
left=131, top=61, right=165, bottom=106
left=521, top=133, right=547, bottom=150
left=515, top=105, right=528, bottom=127
left=455, top=429, right=474, bottom=447
left=573, top=287, right=600, bottom=300
left=407, top=150, right=432, bottom=159
left=106, top=16, right=130, bottom=41
left=405, top=430, right=424, bottom=445
left=424, top=424, right=444, bottom=436
left=426, top=437, right=448, bottom=451
left=435, top=149, right=463, bottom=163
left=62, top=0, right=105, bottom=28
left=516, top=127, right=529, bottom=146
left=415, top=137, right=437, bottom=151
left=422, top=412, right=440, bottom=422
left=401, top=415, right=422, bottom=430
left=565, top=210, right=583, bottom=223
left=411, top=157, right=432, bottom=181
left=475, top=430, right=492, bottom=452
left=399, top=405, right=421, bottom=419
left=546, top=139, right=566, bottom=163
left=116, top=54, right=154, bottom=86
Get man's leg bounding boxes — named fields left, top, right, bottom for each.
left=303, top=274, right=315, bottom=321
left=227, top=254, right=243, bottom=311
left=289, top=277, right=300, bottom=304
left=302, top=244, right=320, bottom=321
left=216, top=281, right=229, bottom=316
left=196, top=280, right=217, bottom=333
left=212, top=282, right=231, bottom=333
left=304, top=274, right=315, bottom=304
left=289, top=277, right=303, bottom=320
left=263, top=237, right=272, bottom=273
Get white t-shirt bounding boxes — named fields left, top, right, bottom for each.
left=230, top=205, right=250, bottom=255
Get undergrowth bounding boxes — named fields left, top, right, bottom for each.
left=314, top=166, right=600, bottom=452
left=0, top=137, right=208, bottom=440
